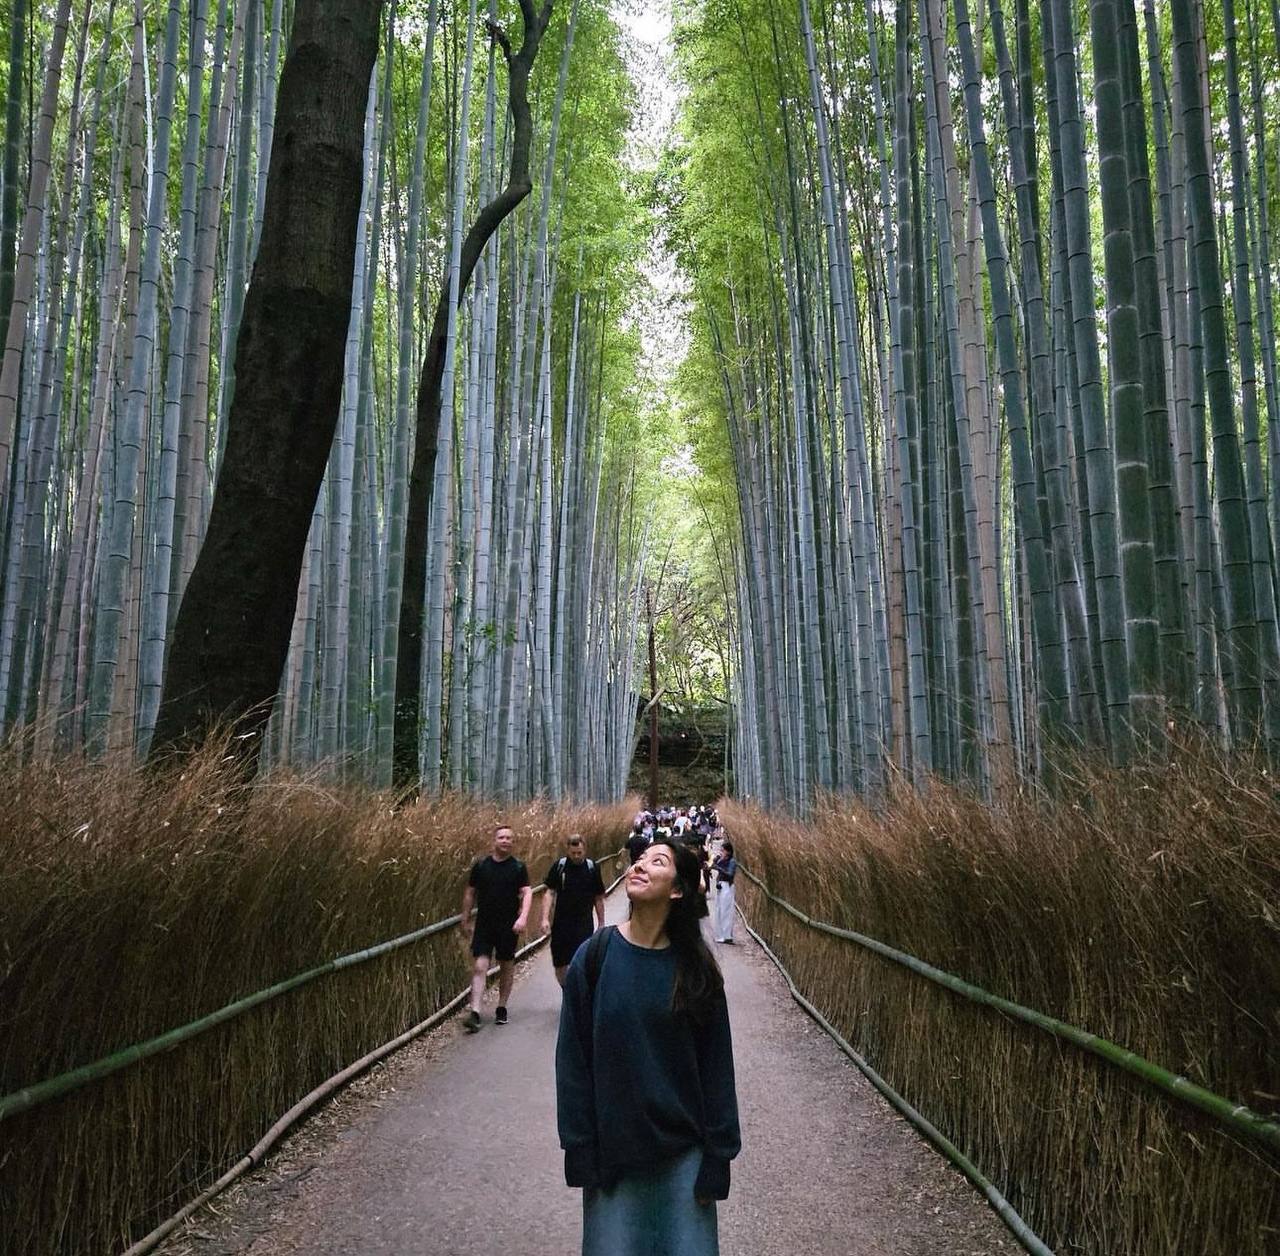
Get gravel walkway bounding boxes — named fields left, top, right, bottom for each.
left=162, top=888, right=1013, bottom=1256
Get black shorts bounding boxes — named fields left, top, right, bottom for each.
left=550, top=921, right=593, bottom=968
left=471, top=919, right=518, bottom=961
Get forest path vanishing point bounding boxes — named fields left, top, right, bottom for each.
left=160, top=884, right=1013, bottom=1256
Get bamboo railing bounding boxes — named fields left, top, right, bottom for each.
left=1, top=853, right=629, bottom=1124
left=738, top=864, right=1280, bottom=1157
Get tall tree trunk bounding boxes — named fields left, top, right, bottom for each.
left=393, top=0, right=554, bottom=786
left=423, top=0, right=479, bottom=792
left=151, top=0, right=385, bottom=764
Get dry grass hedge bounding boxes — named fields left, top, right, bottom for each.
left=723, top=749, right=1280, bottom=1255
left=0, top=744, right=634, bottom=1254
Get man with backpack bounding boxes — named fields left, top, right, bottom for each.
left=541, top=834, right=606, bottom=986
left=626, top=819, right=651, bottom=865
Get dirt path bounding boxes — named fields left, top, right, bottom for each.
left=163, top=890, right=1013, bottom=1256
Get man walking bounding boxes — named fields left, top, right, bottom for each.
left=541, top=834, right=606, bottom=986
left=460, top=824, right=532, bottom=1031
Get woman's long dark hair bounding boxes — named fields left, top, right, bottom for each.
left=646, top=838, right=724, bottom=1020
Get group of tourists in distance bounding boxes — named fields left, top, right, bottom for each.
left=459, top=805, right=742, bottom=1255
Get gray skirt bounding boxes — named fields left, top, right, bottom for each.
left=581, top=1146, right=719, bottom=1256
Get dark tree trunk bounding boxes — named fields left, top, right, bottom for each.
left=149, top=0, right=384, bottom=766
left=392, top=0, right=553, bottom=787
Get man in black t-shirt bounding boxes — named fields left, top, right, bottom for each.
left=540, top=834, right=606, bottom=986
left=460, top=824, right=531, bottom=1032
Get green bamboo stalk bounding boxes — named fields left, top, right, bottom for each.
left=1222, top=0, right=1280, bottom=743
left=1088, top=0, right=1161, bottom=743
left=1047, top=0, right=1132, bottom=752
left=0, top=0, right=27, bottom=365
left=955, top=0, right=1071, bottom=748
left=1171, top=0, right=1262, bottom=738
left=0, top=0, right=71, bottom=547
left=1116, top=0, right=1190, bottom=714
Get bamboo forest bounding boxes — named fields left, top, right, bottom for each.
left=2, top=1, right=1280, bottom=1251
left=1, top=0, right=1279, bottom=802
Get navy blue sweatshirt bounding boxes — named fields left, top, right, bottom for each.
left=555, top=926, right=741, bottom=1200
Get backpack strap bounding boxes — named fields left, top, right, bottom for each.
left=584, top=924, right=616, bottom=998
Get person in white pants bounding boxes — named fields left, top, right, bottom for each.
left=712, top=841, right=738, bottom=943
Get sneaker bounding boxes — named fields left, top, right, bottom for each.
left=464, top=1009, right=481, bottom=1033
left=495, top=1006, right=508, bottom=1025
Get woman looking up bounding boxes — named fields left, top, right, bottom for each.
left=555, top=839, right=741, bottom=1256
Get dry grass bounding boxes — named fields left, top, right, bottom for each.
left=723, top=748, right=1280, bottom=1255
left=0, top=742, right=635, bottom=1254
